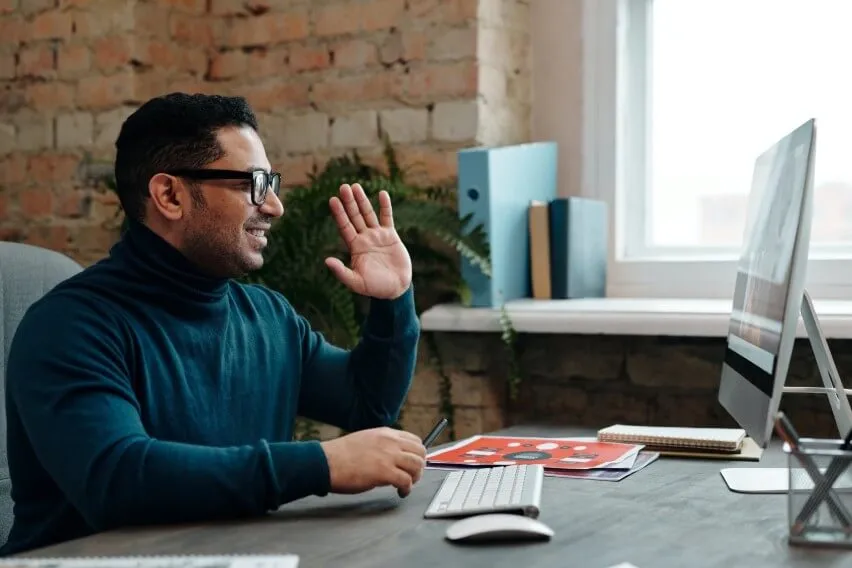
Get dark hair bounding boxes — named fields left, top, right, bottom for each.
left=114, top=92, right=259, bottom=223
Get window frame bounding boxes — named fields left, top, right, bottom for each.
left=582, top=0, right=852, bottom=300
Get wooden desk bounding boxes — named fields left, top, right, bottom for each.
left=15, top=425, right=852, bottom=568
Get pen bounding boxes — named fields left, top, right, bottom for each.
left=423, top=417, right=448, bottom=448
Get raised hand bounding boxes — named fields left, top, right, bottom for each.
left=325, top=183, right=412, bottom=300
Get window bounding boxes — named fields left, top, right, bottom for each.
left=583, top=0, right=852, bottom=300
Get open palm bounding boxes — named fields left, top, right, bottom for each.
left=325, top=183, right=412, bottom=300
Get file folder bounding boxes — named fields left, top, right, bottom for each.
left=458, top=141, right=558, bottom=307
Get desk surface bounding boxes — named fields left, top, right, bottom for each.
left=16, top=425, right=852, bottom=568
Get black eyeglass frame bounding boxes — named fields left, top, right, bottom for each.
left=166, top=168, right=282, bottom=206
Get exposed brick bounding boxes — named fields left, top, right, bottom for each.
left=136, top=40, right=207, bottom=76
left=58, top=189, right=89, bottom=218
left=31, top=11, right=74, bottom=41
left=27, top=153, right=80, bottom=183
left=134, top=3, right=173, bottom=40
left=407, top=0, right=478, bottom=25
left=333, top=38, right=377, bottom=69
left=170, top=15, right=224, bottom=47
left=0, top=122, right=14, bottom=155
left=72, top=224, right=117, bottom=253
left=76, top=72, right=135, bottom=110
left=0, top=191, right=7, bottom=220
left=0, top=52, right=14, bottom=79
left=362, top=0, right=404, bottom=32
left=161, top=0, right=207, bottom=15
left=279, top=112, right=329, bottom=153
left=379, top=107, right=428, bottom=144
left=237, top=81, right=310, bottom=112
left=277, top=153, right=315, bottom=187
left=397, top=61, right=477, bottom=103
left=311, top=73, right=393, bottom=109
left=69, top=3, right=134, bottom=36
left=56, top=112, right=94, bottom=148
left=401, top=30, right=428, bottom=61
left=0, top=15, right=25, bottom=46
left=208, top=50, right=247, bottom=80
left=210, top=0, right=276, bottom=15
left=313, top=2, right=361, bottom=37
left=289, top=43, right=330, bottom=72
left=92, top=36, right=134, bottom=73
left=226, top=11, right=309, bottom=47
left=331, top=110, right=378, bottom=148
left=395, top=145, right=457, bottom=184
left=245, top=48, right=288, bottom=79
left=431, top=100, right=478, bottom=141
left=58, top=0, right=97, bottom=7
left=17, top=44, right=56, bottom=79
left=0, top=153, right=26, bottom=185
left=20, top=0, right=53, bottom=15
left=25, top=225, right=70, bottom=252
left=427, top=26, right=477, bottom=61
left=19, top=188, right=53, bottom=217
left=13, top=113, right=53, bottom=151
left=24, top=82, right=75, bottom=111
left=57, top=44, right=91, bottom=78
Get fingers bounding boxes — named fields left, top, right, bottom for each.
left=398, top=436, right=427, bottom=459
left=325, top=257, right=366, bottom=294
left=352, top=184, right=380, bottom=228
left=392, top=468, right=414, bottom=498
left=337, top=184, right=367, bottom=232
left=328, top=196, right=357, bottom=246
left=378, top=190, right=394, bottom=228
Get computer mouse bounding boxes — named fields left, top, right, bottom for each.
left=445, top=513, right=554, bottom=543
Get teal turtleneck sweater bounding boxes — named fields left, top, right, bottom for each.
left=1, top=220, right=419, bottom=556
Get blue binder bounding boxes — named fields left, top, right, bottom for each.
left=458, top=141, right=559, bottom=307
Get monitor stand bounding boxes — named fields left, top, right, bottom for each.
left=721, top=289, right=852, bottom=494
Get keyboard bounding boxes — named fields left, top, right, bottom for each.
left=424, top=464, right=544, bottom=519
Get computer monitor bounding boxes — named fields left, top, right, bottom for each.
left=717, top=118, right=852, bottom=492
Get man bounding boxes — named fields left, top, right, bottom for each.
left=1, top=93, right=426, bottom=556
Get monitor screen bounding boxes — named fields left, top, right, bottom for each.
left=718, top=118, right=815, bottom=446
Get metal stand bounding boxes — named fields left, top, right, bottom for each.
left=784, top=289, right=852, bottom=434
left=721, top=289, right=852, bottom=494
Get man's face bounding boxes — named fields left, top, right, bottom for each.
left=178, top=125, right=284, bottom=279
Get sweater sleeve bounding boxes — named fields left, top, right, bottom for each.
left=6, top=295, right=330, bottom=531
left=294, top=286, right=421, bottom=432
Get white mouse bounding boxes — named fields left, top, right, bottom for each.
left=445, top=513, right=554, bottom=543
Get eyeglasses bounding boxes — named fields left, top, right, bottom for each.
left=166, top=168, right=282, bottom=206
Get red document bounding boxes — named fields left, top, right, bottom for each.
left=426, top=435, right=643, bottom=471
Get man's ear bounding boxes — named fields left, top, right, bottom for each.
left=148, top=173, right=185, bottom=221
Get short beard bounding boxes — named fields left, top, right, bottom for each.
left=180, top=185, right=242, bottom=279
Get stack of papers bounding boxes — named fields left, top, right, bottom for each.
left=426, top=435, right=659, bottom=481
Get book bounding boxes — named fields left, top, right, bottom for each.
left=597, top=424, right=746, bottom=452
left=528, top=200, right=552, bottom=299
left=548, top=197, right=608, bottom=299
left=426, top=434, right=644, bottom=471
left=0, top=555, right=299, bottom=568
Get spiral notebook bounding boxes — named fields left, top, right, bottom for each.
left=0, top=555, right=299, bottom=568
left=597, top=424, right=746, bottom=453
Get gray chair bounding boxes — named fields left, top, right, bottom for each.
left=0, top=242, right=83, bottom=547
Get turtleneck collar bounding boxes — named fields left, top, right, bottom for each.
left=115, top=218, right=230, bottom=303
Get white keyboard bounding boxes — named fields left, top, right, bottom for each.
left=424, top=464, right=544, bottom=519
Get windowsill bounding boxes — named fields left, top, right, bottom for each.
left=419, top=297, right=852, bottom=339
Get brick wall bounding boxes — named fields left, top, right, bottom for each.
left=403, top=332, right=849, bottom=445
left=0, top=0, right=530, bottom=266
